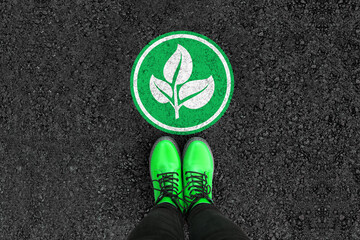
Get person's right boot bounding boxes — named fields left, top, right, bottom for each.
left=182, top=137, right=214, bottom=214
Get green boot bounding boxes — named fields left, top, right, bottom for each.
left=183, top=137, right=214, bottom=213
left=150, top=136, right=184, bottom=212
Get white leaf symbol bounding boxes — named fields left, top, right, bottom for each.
left=179, top=76, right=215, bottom=109
left=149, top=75, right=172, bottom=103
left=150, top=44, right=214, bottom=119
left=163, top=44, right=193, bottom=85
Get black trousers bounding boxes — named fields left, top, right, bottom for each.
left=127, top=203, right=250, bottom=240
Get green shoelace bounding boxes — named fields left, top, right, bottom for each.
left=153, top=172, right=185, bottom=210
left=184, top=171, right=212, bottom=210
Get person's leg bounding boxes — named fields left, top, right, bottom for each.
left=127, top=137, right=186, bottom=240
left=187, top=203, right=249, bottom=240
left=127, top=203, right=184, bottom=240
left=182, top=138, right=249, bottom=240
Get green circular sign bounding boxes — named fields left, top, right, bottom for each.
left=131, top=31, right=234, bottom=135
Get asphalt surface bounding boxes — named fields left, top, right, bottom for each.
left=1, top=1, right=360, bottom=239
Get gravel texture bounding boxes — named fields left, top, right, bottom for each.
left=1, top=1, right=360, bottom=239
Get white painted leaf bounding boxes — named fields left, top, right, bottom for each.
left=163, top=44, right=193, bottom=85
left=179, top=77, right=210, bottom=100
left=179, top=76, right=215, bottom=109
left=150, top=75, right=172, bottom=103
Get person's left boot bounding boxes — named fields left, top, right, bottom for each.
left=150, top=136, right=185, bottom=212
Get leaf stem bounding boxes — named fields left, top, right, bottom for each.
left=174, top=84, right=179, bottom=119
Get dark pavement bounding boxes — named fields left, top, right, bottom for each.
left=1, top=1, right=360, bottom=239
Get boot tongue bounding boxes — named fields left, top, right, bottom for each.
left=159, top=172, right=178, bottom=196
left=188, top=172, right=207, bottom=196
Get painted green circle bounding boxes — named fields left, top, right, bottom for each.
left=130, top=31, right=234, bottom=135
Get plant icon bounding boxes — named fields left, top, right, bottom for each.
left=150, top=45, right=215, bottom=119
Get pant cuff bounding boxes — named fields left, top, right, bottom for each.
left=152, top=202, right=184, bottom=223
left=186, top=203, right=218, bottom=221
